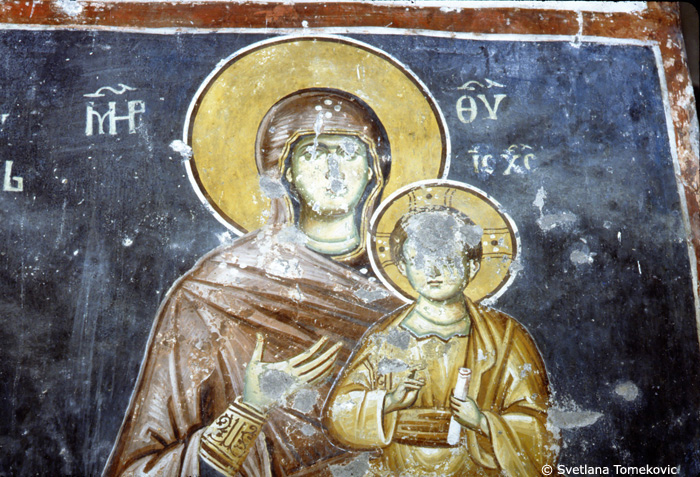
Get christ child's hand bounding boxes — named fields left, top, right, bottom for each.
left=450, top=395, right=490, bottom=436
left=383, top=370, right=425, bottom=414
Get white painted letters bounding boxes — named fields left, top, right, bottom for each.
left=470, top=144, right=536, bottom=176
left=477, top=94, right=507, bottom=120
left=458, top=78, right=506, bottom=91
left=83, top=84, right=145, bottom=136
left=470, top=150, right=494, bottom=174
left=83, top=83, right=137, bottom=98
left=85, top=100, right=145, bottom=136
left=457, top=96, right=478, bottom=124
left=3, top=161, right=23, bottom=192
left=456, top=79, right=508, bottom=123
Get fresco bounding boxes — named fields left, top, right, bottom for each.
left=0, top=28, right=698, bottom=476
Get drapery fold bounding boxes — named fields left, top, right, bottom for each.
left=104, top=226, right=403, bottom=476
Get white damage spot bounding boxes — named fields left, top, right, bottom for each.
left=549, top=396, right=604, bottom=432
left=276, top=226, right=307, bottom=245
left=570, top=10, right=583, bottom=48
left=379, top=329, right=411, bottom=350
left=428, top=2, right=645, bottom=13
left=122, top=237, right=133, bottom=247
left=509, top=258, right=524, bottom=275
left=259, top=175, right=286, bottom=199
left=533, top=187, right=577, bottom=232
left=1, top=114, right=8, bottom=125
left=329, top=452, right=371, bottom=477
left=402, top=209, right=483, bottom=275
left=55, top=0, right=83, bottom=17
left=286, top=286, right=303, bottom=302
left=216, top=231, right=233, bottom=244
left=300, top=423, right=316, bottom=436
left=169, top=140, right=192, bottom=161
left=268, top=258, right=302, bottom=279
left=377, top=358, right=409, bottom=375
left=549, top=408, right=603, bottom=429
left=292, top=389, right=319, bottom=414
left=332, top=394, right=360, bottom=413
left=355, top=287, right=390, bottom=303
left=570, top=249, right=595, bottom=265
left=520, top=363, right=533, bottom=378
left=614, top=381, right=640, bottom=402
left=533, top=187, right=547, bottom=215
left=537, top=212, right=578, bottom=232
left=260, top=369, right=295, bottom=401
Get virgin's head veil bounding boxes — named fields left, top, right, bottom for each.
left=255, top=89, right=391, bottom=233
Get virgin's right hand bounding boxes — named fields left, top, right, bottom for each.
left=242, top=333, right=342, bottom=413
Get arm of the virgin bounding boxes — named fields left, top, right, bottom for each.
left=199, top=333, right=343, bottom=476
left=198, top=398, right=268, bottom=477
left=104, top=350, right=207, bottom=476
left=104, top=291, right=240, bottom=477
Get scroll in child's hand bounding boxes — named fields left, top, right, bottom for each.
left=447, top=367, right=472, bottom=445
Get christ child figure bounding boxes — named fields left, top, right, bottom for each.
left=324, top=205, right=556, bottom=476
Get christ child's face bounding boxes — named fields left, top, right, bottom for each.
left=400, top=239, right=479, bottom=303
left=287, top=134, right=371, bottom=216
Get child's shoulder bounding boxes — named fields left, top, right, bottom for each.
left=470, top=300, right=539, bottom=347
left=353, top=305, right=415, bottom=353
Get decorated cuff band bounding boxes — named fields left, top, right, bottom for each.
left=199, top=397, right=267, bottom=477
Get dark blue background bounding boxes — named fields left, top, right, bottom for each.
left=0, top=31, right=697, bottom=475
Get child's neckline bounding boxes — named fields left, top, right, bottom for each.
left=399, top=303, right=471, bottom=341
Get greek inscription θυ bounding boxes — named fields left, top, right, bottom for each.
left=456, top=79, right=507, bottom=123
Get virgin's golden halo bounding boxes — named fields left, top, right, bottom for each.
left=368, top=180, right=520, bottom=303
left=186, top=36, right=448, bottom=234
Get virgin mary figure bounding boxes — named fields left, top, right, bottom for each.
left=105, top=88, right=424, bottom=476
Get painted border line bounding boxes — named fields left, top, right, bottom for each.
left=0, top=23, right=658, bottom=47
left=652, top=43, right=700, bottom=344
left=82, top=0, right=647, bottom=13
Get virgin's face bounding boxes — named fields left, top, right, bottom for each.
left=287, top=134, right=371, bottom=216
left=400, top=240, right=474, bottom=302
